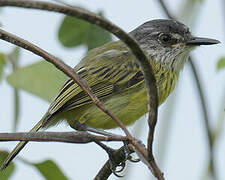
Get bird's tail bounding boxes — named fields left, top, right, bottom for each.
left=0, top=113, right=50, bottom=171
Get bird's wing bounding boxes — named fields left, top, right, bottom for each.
left=48, top=48, right=144, bottom=115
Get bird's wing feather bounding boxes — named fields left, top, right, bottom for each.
left=48, top=48, right=144, bottom=115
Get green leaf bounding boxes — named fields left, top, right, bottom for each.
left=85, top=23, right=112, bottom=50
left=217, top=57, right=225, bottom=71
left=0, top=53, right=6, bottom=80
left=58, top=13, right=112, bottom=50
left=7, top=60, right=67, bottom=102
left=58, top=16, right=90, bottom=48
left=31, top=160, right=68, bottom=180
left=0, top=151, right=15, bottom=180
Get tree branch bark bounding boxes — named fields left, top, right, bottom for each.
left=0, top=0, right=162, bottom=179
left=0, top=131, right=127, bottom=143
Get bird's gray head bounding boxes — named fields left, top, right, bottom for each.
left=130, top=19, right=220, bottom=72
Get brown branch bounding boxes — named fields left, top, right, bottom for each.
left=0, top=26, right=147, bottom=180
left=0, top=29, right=132, bottom=136
left=157, top=0, right=174, bottom=19
left=7, top=48, right=20, bottom=132
left=0, top=0, right=131, bottom=140
left=189, top=60, right=217, bottom=180
left=157, top=0, right=217, bottom=179
left=0, top=0, right=159, bottom=142
left=0, top=131, right=127, bottom=143
left=0, top=0, right=162, bottom=179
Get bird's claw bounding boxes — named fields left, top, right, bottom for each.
left=109, top=155, right=139, bottom=177
left=127, top=155, right=140, bottom=163
left=107, top=141, right=140, bottom=177
left=109, top=157, right=125, bottom=177
left=123, top=140, right=140, bottom=163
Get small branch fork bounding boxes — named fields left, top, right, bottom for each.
left=0, top=0, right=163, bottom=179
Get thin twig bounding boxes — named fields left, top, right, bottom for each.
left=7, top=50, right=20, bottom=132
left=189, top=60, right=216, bottom=179
left=157, top=0, right=174, bottom=19
left=0, top=0, right=158, bottom=145
left=0, top=29, right=131, bottom=136
left=0, top=1, right=162, bottom=178
left=0, top=131, right=127, bottom=143
left=157, top=0, right=217, bottom=179
left=0, top=0, right=129, bottom=138
left=0, top=25, right=145, bottom=179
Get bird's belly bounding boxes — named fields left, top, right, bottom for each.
left=64, top=83, right=148, bottom=129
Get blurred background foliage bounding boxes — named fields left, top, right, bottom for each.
left=0, top=0, right=224, bottom=179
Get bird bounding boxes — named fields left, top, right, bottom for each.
left=0, top=19, right=220, bottom=170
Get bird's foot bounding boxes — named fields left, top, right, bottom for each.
left=70, top=123, right=140, bottom=176
left=96, top=140, right=139, bottom=177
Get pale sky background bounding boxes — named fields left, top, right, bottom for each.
left=0, top=0, right=225, bottom=180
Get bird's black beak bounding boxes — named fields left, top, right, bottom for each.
left=186, top=37, right=220, bottom=46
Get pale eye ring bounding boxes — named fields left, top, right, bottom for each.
left=159, top=33, right=172, bottom=44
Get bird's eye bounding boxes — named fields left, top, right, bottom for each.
left=159, top=34, right=172, bottom=44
